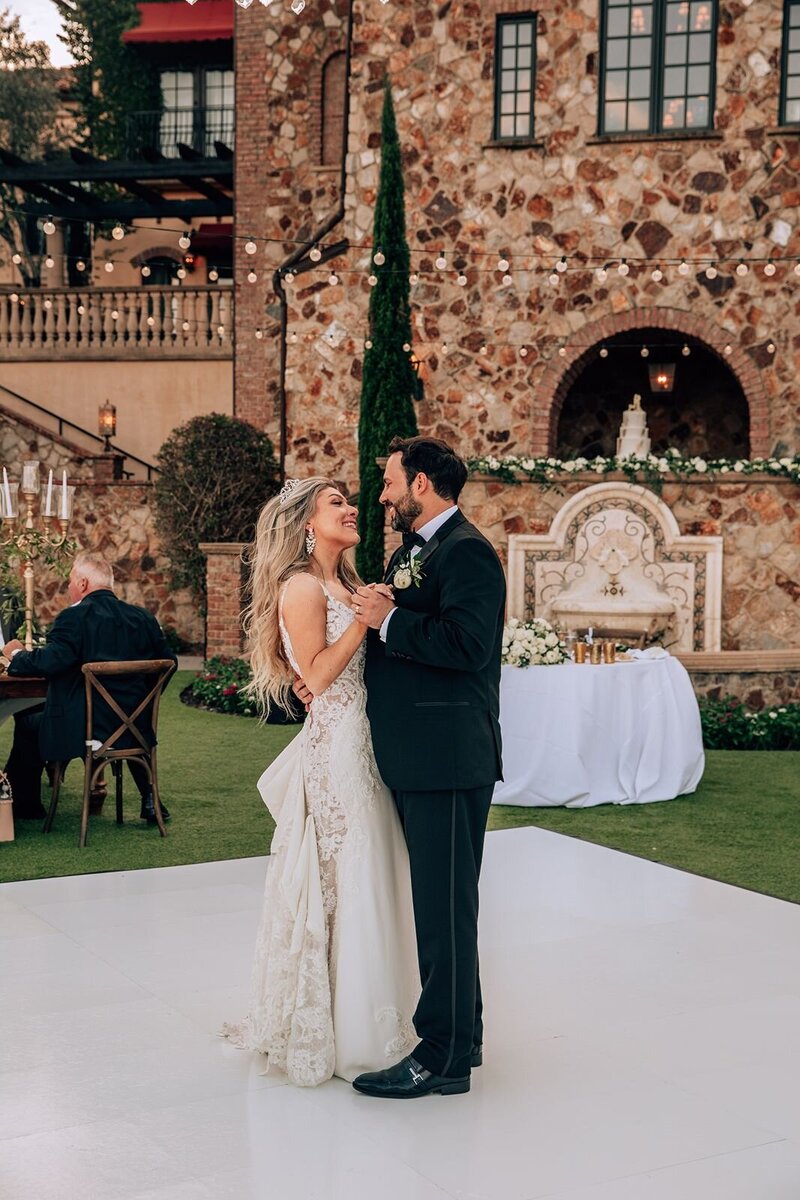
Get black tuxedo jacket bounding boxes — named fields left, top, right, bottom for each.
left=7, top=589, right=177, bottom=763
left=364, top=510, right=506, bottom=792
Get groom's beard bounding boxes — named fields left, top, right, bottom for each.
left=387, top=492, right=423, bottom=534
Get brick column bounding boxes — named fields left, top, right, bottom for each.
left=199, top=543, right=246, bottom=659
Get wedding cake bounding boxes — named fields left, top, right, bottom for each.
left=615, top=393, right=651, bottom=458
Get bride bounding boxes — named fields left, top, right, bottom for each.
left=221, top=477, right=419, bottom=1086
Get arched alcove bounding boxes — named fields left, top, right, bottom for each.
left=556, top=329, right=750, bottom=459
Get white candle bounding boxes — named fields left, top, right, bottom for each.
left=45, top=469, right=53, bottom=516
left=2, top=468, right=11, bottom=519
left=60, top=469, right=68, bottom=519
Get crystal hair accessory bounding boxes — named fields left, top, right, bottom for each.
left=279, top=478, right=302, bottom=506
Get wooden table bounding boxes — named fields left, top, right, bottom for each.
left=0, top=674, right=47, bottom=725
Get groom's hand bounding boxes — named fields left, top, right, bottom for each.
left=353, top=585, right=395, bottom=629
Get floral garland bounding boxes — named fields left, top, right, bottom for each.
left=468, top=449, right=800, bottom=492
left=501, top=617, right=568, bottom=667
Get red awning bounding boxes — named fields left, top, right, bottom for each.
left=193, top=223, right=234, bottom=254
left=122, top=1, right=233, bottom=44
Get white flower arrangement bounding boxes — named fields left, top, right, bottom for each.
left=501, top=617, right=568, bottom=668
left=468, top=450, right=800, bottom=488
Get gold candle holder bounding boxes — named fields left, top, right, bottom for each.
left=589, top=642, right=602, bottom=665
left=574, top=641, right=587, bottom=663
left=602, top=640, right=616, bottom=663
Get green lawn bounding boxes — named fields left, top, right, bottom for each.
left=1, top=671, right=798, bottom=902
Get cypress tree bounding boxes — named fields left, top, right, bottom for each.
left=356, top=78, right=418, bottom=582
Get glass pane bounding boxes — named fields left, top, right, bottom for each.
left=517, top=45, right=532, bottom=68
left=517, top=92, right=531, bottom=114
left=686, top=95, right=709, bottom=126
left=500, top=115, right=515, bottom=137
left=606, top=70, right=629, bottom=100
left=517, top=21, right=533, bottom=45
left=665, top=34, right=687, bottom=64
left=792, top=4, right=800, bottom=26
left=688, top=32, right=711, bottom=63
left=502, top=70, right=516, bottom=91
left=628, top=68, right=652, bottom=98
left=502, top=47, right=516, bottom=68
left=630, top=38, right=651, bottom=67
left=607, top=40, right=628, bottom=68
left=687, top=64, right=709, bottom=93
left=663, top=65, right=685, bottom=95
left=786, top=98, right=800, bottom=122
left=502, top=22, right=517, bottom=46
left=607, top=10, right=629, bottom=36
left=515, top=114, right=531, bottom=136
left=666, top=1, right=690, bottom=33
left=787, top=76, right=800, bottom=99
left=501, top=93, right=515, bottom=114
left=628, top=99, right=650, bottom=129
left=630, top=6, right=652, bottom=35
left=789, top=30, right=800, bottom=51
left=662, top=96, right=686, bottom=128
left=690, top=1, right=713, bottom=30
left=604, top=100, right=627, bottom=131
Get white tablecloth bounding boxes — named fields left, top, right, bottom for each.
left=492, top=655, right=704, bottom=807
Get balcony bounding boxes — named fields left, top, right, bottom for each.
left=126, top=107, right=235, bottom=159
left=0, top=287, right=232, bottom=360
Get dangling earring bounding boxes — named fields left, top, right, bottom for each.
left=305, top=527, right=316, bottom=556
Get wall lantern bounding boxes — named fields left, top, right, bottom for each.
left=98, top=400, right=117, bottom=450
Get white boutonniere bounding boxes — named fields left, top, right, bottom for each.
left=393, top=555, right=425, bottom=590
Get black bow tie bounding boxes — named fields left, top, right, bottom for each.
left=402, top=531, right=426, bottom=551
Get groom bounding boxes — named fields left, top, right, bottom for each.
left=351, top=436, right=506, bottom=1098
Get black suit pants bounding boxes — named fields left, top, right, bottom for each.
left=393, top=784, right=493, bottom=1079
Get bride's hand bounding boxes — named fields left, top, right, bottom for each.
left=292, top=675, right=314, bottom=711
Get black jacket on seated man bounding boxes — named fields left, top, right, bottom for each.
left=6, top=589, right=176, bottom=809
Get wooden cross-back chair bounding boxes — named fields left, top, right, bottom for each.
left=44, top=659, right=176, bottom=848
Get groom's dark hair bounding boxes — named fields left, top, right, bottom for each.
left=387, top=436, right=468, bottom=502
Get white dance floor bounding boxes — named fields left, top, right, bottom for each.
left=2, top=827, right=800, bottom=1200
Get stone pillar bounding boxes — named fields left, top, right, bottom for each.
left=200, top=542, right=246, bottom=659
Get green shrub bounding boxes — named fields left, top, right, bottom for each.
left=188, top=656, right=255, bottom=716
left=699, top=695, right=800, bottom=750
left=153, top=414, right=280, bottom=606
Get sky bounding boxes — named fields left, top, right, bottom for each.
left=9, top=0, right=73, bottom=67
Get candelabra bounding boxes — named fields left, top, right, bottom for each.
left=0, top=461, right=75, bottom=651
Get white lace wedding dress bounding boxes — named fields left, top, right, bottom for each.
left=222, top=578, right=419, bottom=1086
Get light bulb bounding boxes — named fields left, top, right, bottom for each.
left=10, top=292, right=18, bottom=303
left=178, top=233, right=191, bottom=250
left=556, top=256, right=567, bottom=272
left=112, top=224, right=125, bottom=241
left=76, top=259, right=86, bottom=272
left=640, top=346, right=649, bottom=357
left=217, top=325, right=225, bottom=336
left=141, top=265, right=151, bottom=277
left=457, top=274, right=467, bottom=286
left=558, top=346, right=567, bottom=357
left=208, top=267, right=219, bottom=281
left=245, top=240, right=257, bottom=255
left=480, top=345, right=487, bottom=355
left=291, top=0, right=305, bottom=11
left=794, top=262, right=800, bottom=277
left=497, top=258, right=510, bottom=273
left=182, top=320, right=190, bottom=331
left=682, top=343, right=691, bottom=357
left=367, top=274, right=378, bottom=286
left=402, top=342, right=411, bottom=352
left=284, top=271, right=294, bottom=284
left=435, top=254, right=447, bottom=270
left=247, top=271, right=257, bottom=283
left=520, top=347, right=528, bottom=357
left=44, top=298, right=53, bottom=309
left=373, top=249, right=385, bottom=266
left=705, top=265, right=718, bottom=279
left=409, top=273, right=419, bottom=285
left=365, top=339, right=373, bottom=349
left=328, top=272, right=339, bottom=286
left=736, top=260, right=748, bottom=276
left=441, top=343, right=448, bottom=355
left=651, top=267, right=663, bottom=282
left=767, top=341, right=776, bottom=353
left=618, top=260, right=629, bottom=276
left=76, top=303, right=84, bottom=314
left=309, top=246, right=322, bottom=262
left=548, top=273, right=559, bottom=286
left=11, top=253, right=21, bottom=265
left=45, top=256, right=54, bottom=268
left=764, top=260, right=776, bottom=276
left=502, top=273, right=513, bottom=286
left=43, top=217, right=56, bottom=236
left=724, top=344, right=732, bottom=356
left=147, top=315, right=155, bottom=326
left=678, top=259, right=689, bottom=276
left=595, top=267, right=608, bottom=283
left=104, top=261, right=114, bottom=273
left=235, top=0, right=255, bottom=8
left=255, top=328, right=264, bottom=339
left=111, top=309, right=120, bottom=320
left=176, top=266, right=186, bottom=279
left=599, top=347, right=608, bottom=358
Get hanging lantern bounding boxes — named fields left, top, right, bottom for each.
left=648, top=362, right=676, bottom=393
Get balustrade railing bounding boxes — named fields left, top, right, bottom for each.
left=0, top=287, right=233, bottom=359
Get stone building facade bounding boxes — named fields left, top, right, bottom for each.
left=234, top=0, right=798, bottom=483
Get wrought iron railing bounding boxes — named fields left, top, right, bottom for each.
left=126, top=107, right=235, bottom=158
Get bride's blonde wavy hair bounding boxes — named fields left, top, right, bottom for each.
left=243, top=477, right=362, bottom=717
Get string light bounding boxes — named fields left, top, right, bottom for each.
left=548, top=272, right=559, bottom=286
left=556, top=256, right=568, bottom=273
left=651, top=265, right=663, bottom=282
left=767, top=341, right=776, bottom=353
left=373, top=249, right=386, bottom=266
left=640, top=346, right=649, bottom=357
left=435, top=253, right=447, bottom=270
left=45, top=256, right=54, bottom=269
left=402, top=342, right=411, bottom=352
left=247, top=270, right=257, bottom=283
left=595, top=267, right=608, bottom=283
left=76, top=259, right=86, bottom=272
left=599, top=346, right=608, bottom=358
left=457, top=273, right=468, bottom=286
left=368, top=274, right=378, bottom=286
left=146, top=315, right=154, bottom=326
left=682, top=343, right=691, bottom=356
left=176, top=266, right=186, bottom=279
left=502, top=273, right=513, bottom=286
left=497, top=257, right=510, bottom=273
left=111, top=309, right=120, bottom=320
left=409, top=273, right=419, bottom=285
left=736, top=260, right=748, bottom=276
left=795, top=262, right=800, bottom=277
left=217, top=325, right=225, bottom=336
left=441, top=343, right=448, bottom=355
left=705, top=265, right=718, bottom=280
left=724, top=344, right=732, bottom=356
left=364, top=338, right=372, bottom=348
left=618, top=259, right=629, bottom=276
left=43, top=298, right=52, bottom=309
left=255, top=328, right=264, bottom=339
left=480, top=345, right=488, bottom=355
left=328, top=272, right=339, bottom=286
left=178, top=233, right=191, bottom=250
left=182, top=320, right=190, bottom=331
left=245, top=240, right=257, bottom=255
left=104, top=261, right=114, bottom=273
left=291, top=0, right=305, bottom=12
left=309, top=246, right=322, bottom=262
left=764, top=259, right=776, bottom=277
left=111, top=224, right=125, bottom=241
left=141, top=265, right=151, bottom=277
left=42, top=217, right=56, bottom=236
left=678, top=259, right=689, bottom=276
left=284, top=271, right=295, bottom=284
left=208, top=267, right=219, bottom=281
left=11, top=253, right=21, bottom=265
left=520, top=347, right=528, bottom=357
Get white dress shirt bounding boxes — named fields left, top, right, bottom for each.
left=378, top=505, right=459, bottom=642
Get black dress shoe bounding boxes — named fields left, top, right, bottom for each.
left=471, top=1044, right=483, bottom=1068
left=140, top=797, right=171, bottom=825
left=352, top=1055, right=470, bottom=1099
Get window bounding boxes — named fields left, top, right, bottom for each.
left=600, top=1, right=717, bottom=135
left=158, top=68, right=235, bottom=156
left=321, top=52, right=347, bottom=166
left=782, top=1, right=800, bottom=125
left=494, top=15, right=537, bottom=142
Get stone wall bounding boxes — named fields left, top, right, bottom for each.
left=234, top=0, right=798, bottom=487
left=0, top=409, right=202, bottom=647
left=687, top=669, right=800, bottom=710
left=460, top=473, right=800, bottom=651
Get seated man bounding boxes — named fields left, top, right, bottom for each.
left=3, top=550, right=178, bottom=825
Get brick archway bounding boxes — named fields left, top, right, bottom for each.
left=533, top=308, right=771, bottom=457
